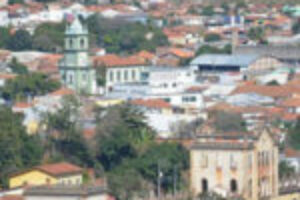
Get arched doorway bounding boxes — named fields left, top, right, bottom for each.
left=230, top=179, right=238, bottom=193
left=202, top=178, right=208, bottom=193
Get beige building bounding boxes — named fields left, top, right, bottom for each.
left=190, top=130, right=279, bottom=200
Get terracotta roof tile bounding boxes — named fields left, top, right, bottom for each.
left=168, top=48, right=194, bottom=58
left=0, top=73, right=17, bottom=80
left=131, top=99, right=171, bottom=109
left=83, top=128, right=96, bottom=140
left=0, top=195, right=23, bottom=200
left=136, top=50, right=155, bottom=60
left=232, top=84, right=300, bottom=98
left=94, top=54, right=146, bottom=68
left=49, top=88, right=75, bottom=97
left=281, top=97, right=300, bottom=107
left=36, top=162, right=82, bottom=177
left=285, top=147, right=300, bottom=158
left=13, top=102, right=33, bottom=109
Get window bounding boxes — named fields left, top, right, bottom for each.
left=202, top=178, right=208, bottom=193
left=82, top=73, right=86, bottom=81
left=117, top=70, right=121, bottom=81
left=132, top=70, right=136, bottom=80
left=69, top=39, right=73, bottom=49
left=230, top=154, right=236, bottom=169
left=201, top=154, right=208, bottom=168
left=230, top=179, right=238, bottom=193
left=124, top=70, right=128, bottom=81
left=216, top=153, right=221, bottom=168
left=80, top=38, right=85, bottom=48
left=69, top=74, right=73, bottom=84
left=109, top=71, right=114, bottom=82
left=248, top=154, right=252, bottom=168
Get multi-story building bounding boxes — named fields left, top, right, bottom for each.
left=59, top=15, right=97, bottom=94
left=190, top=130, right=279, bottom=200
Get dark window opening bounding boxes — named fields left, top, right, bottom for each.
left=202, top=178, right=208, bottom=193
left=230, top=179, right=238, bottom=193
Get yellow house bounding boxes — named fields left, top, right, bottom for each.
left=9, top=162, right=83, bottom=189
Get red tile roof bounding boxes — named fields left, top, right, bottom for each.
left=285, top=147, right=300, bottom=158
left=93, top=54, right=146, bottom=68
left=49, top=88, right=75, bottom=97
left=168, top=48, right=194, bottom=58
left=136, top=50, right=155, bottom=60
left=131, top=99, right=171, bottom=109
left=0, top=73, right=17, bottom=80
left=83, top=128, right=96, bottom=140
left=36, top=162, right=82, bottom=177
left=232, top=84, right=300, bottom=98
left=0, top=195, right=23, bottom=200
left=13, top=102, right=33, bottom=109
left=281, top=97, right=300, bottom=107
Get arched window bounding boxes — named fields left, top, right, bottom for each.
left=80, top=38, right=85, bottom=49
left=202, top=178, right=208, bottom=193
left=69, top=39, right=73, bottom=49
left=230, top=179, right=238, bottom=193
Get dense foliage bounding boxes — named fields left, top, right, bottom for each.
left=212, top=111, right=247, bottom=133
left=94, top=105, right=188, bottom=199
left=0, top=107, right=43, bottom=187
left=288, top=118, right=300, bottom=150
left=8, top=57, right=28, bottom=75
left=196, top=44, right=232, bottom=56
left=1, top=72, right=60, bottom=101
left=204, top=33, right=222, bottom=42
left=32, top=22, right=66, bottom=52
left=86, top=14, right=168, bottom=54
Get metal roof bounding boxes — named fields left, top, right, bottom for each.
left=190, top=54, right=260, bottom=68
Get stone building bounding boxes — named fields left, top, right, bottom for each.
left=190, top=130, right=279, bottom=200
left=59, top=15, right=96, bottom=94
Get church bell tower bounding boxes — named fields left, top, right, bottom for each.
left=59, top=14, right=96, bottom=94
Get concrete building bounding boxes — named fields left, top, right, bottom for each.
left=59, top=15, right=96, bottom=94
left=190, top=130, right=279, bottom=200
left=233, top=45, right=300, bottom=66
left=190, top=54, right=281, bottom=78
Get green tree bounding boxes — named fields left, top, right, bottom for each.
left=279, top=161, right=295, bottom=179
left=196, top=44, right=231, bottom=56
left=8, top=0, right=24, bottom=4
left=0, top=27, right=10, bottom=48
left=135, top=143, right=189, bottom=191
left=213, top=111, right=247, bottom=133
left=6, top=30, right=32, bottom=51
left=204, top=33, right=221, bottom=42
left=8, top=57, right=28, bottom=75
left=42, top=95, right=95, bottom=167
left=202, top=6, right=215, bottom=16
left=247, top=27, right=265, bottom=42
left=1, top=72, right=60, bottom=101
left=292, top=20, right=300, bottom=34
left=107, top=167, right=149, bottom=200
left=33, top=22, right=65, bottom=52
left=86, top=14, right=168, bottom=54
left=288, top=118, right=300, bottom=149
left=0, top=107, right=43, bottom=187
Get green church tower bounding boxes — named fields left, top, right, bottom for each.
left=59, top=15, right=96, bottom=94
